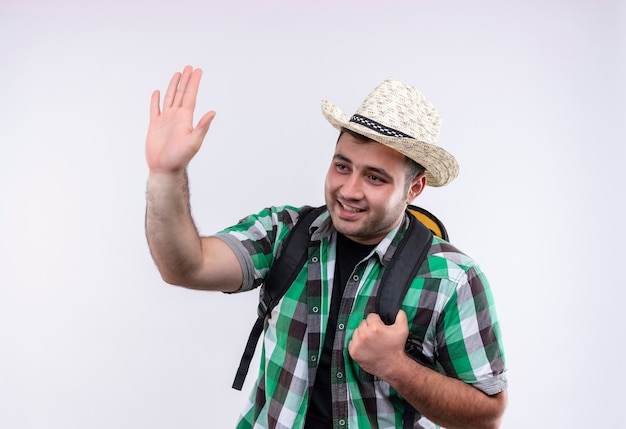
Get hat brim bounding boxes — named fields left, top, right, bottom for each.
left=322, top=100, right=459, bottom=187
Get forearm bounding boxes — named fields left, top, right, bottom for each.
left=145, top=169, right=204, bottom=285
left=383, top=355, right=506, bottom=429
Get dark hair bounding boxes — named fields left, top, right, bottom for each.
left=338, top=129, right=425, bottom=186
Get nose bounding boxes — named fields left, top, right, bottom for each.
left=340, top=173, right=364, bottom=201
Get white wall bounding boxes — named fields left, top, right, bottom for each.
left=1, top=0, right=624, bottom=427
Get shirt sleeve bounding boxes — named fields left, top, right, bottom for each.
left=211, top=205, right=303, bottom=293
left=435, top=260, right=508, bottom=395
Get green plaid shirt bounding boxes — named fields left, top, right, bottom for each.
left=216, top=206, right=507, bottom=429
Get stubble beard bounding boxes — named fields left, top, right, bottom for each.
left=327, top=197, right=406, bottom=243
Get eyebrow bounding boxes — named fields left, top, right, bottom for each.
left=333, top=153, right=395, bottom=182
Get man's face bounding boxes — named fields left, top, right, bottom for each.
left=324, top=133, right=424, bottom=245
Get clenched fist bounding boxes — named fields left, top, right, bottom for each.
left=348, top=310, right=410, bottom=380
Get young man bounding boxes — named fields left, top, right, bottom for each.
left=145, top=66, right=508, bottom=429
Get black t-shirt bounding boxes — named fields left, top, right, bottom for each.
left=304, top=233, right=376, bottom=428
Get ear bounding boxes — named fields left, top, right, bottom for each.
left=406, top=173, right=426, bottom=203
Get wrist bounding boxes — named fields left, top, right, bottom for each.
left=147, top=168, right=188, bottom=188
left=380, top=351, right=424, bottom=386
left=146, top=169, right=191, bottom=207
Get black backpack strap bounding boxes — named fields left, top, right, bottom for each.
left=376, top=211, right=433, bottom=325
left=375, top=211, right=434, bottom=429
left=232, top=317, right=265, bottom=390
left=232, top=205, right=327, bottom=390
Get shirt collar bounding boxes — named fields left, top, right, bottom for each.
left=309, top=208, right=411, bottom=268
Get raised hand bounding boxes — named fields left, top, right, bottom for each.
left=145, top=66, right=216, bottom=174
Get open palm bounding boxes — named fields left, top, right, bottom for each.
left=145, top=66, right=216, bottom=174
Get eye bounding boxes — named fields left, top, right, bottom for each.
left=335, top=163, right=349, bottom=172
left=367, top=174, right=385, bottom=184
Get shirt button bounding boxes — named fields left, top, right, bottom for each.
left=338, top=419, right=346, bottom=426
left=312, top=306, right=319, bottom=313
left=336, top=371, right=344, bottom=379
left=311, top=355, right=317, bottom=362
left=352, top=274, right=359, bottom=282
left=311, top=256, right=319, bottom=263
left=338, top=323, right=345, bottom=330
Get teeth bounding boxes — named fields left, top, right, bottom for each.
left=340, top=202, right=362, bottom=213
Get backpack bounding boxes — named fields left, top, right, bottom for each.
left=232, top=204, right=448, bottom=427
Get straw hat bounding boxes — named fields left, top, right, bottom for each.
left=322, top=78, right=459, bottom=187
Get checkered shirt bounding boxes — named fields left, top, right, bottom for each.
left=216, top=205, right=507, bottom=429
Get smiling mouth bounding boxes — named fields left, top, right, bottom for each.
left=338, top=200, right=365, bottom=213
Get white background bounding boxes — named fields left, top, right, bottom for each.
left=1, top=0, right=625, bottom=427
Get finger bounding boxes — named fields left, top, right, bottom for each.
left=350, top=325, right=363, bottom=344
left=347, top=338, right=356, bottom=358
left=149, top=90, right=161, bottom=119
left=365, top=313, right=383, bottom=326
left=182, top=68, right=203, bottom=110
left=357, top=318, right=369, bottom=330
left=163, top=71, right=182, bottom=109
left=172, top=65, right=193, bottom=108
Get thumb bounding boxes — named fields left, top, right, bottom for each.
left=393, top=309, right=408, bottom=326
left=193, top=110, right=216, bottom=141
